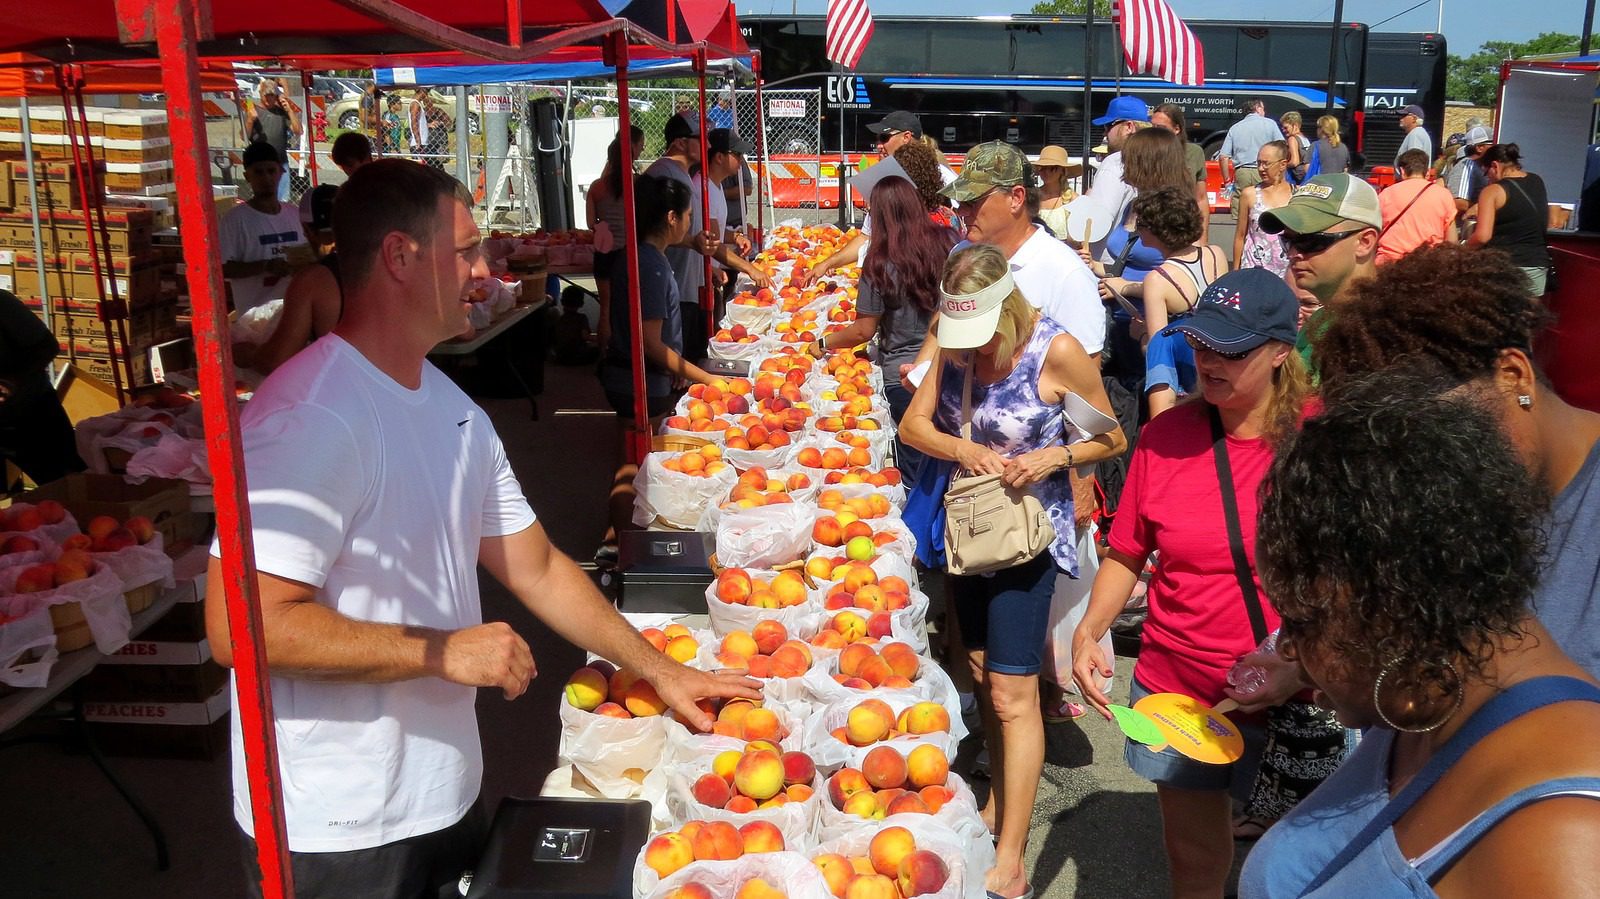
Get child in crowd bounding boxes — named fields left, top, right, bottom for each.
left=551, top=285, right=599, bottom=366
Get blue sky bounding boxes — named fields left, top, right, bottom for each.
left=744, top=0, right=1592, bottom=57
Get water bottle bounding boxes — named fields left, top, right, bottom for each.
left=1226, top=631, right=1278, bottom=698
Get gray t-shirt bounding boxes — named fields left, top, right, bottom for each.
left=643, top=157, right=705, bottom=304
left=1535, top=439, right=1600, bottom=675
left=1396, top=127, right=1433, bottom=168
left=1315, top=138, right=1350, bottom=175
left=855, top=263, right=932, bottom=374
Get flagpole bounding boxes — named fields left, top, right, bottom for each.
left=1083, top=6, right=1095, bottom=189
left=1113, top=2, right=1123, bottom=95
left=836, top=60, right=848, bottom=228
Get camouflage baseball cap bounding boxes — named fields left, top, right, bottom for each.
left=941, top=141, right=1028, bottom=203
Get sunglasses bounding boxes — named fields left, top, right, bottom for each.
left=954, top=186, right=1004, bottom=211
left=1183, top=334, right=1252, bottom=360
left=1279, top=229, right=1366, bottom=256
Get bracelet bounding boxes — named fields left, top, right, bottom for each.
left=1065, top=445, right=1075, bottom=469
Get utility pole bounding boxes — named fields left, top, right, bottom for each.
left=1325, top=0, right=1345, bottom=115
left=1582, top=0, right=1596, bottom=56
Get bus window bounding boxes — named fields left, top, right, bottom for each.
left=859, top=21, right=929, bottom=73
left=929, top=21, right=1012, bottom=74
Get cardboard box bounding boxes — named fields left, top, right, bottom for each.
left=9, top=158, right=103, bottom=190
left=77, top=352, right=153, bottom=387
left=100, top=138, right=172, bottom=165
left=101, top=110, right=167, bottom=142
left=79, top=658, right=227, bottom=705
left=20, top=473, right=190, bottom=547
left=83, top=685, right=230, bottom=759
left=103, top=162, right=172, bottom=193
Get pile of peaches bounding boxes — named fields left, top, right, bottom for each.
left=826, top=744, right=953, bottom=820
left=715, top=624, right=814, bottom=680
left=813, top=827, right=950, bottom=898
left=722, top=467, right=812, bottom=510
left=661, top=445, right=731, bottom=478
left=713, top=568, right=810, bottom=609
left=830, top=699, right=951, bottom=748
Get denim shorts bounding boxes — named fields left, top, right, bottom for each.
left=949, top=551, right=1057, bottom=675
left=1123, top=676, right=1267, bottom=800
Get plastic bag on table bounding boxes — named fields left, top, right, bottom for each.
left=812, top=816, right=989, bottom=899
left=721, top=442, right=796, bottom=475
left=124, top=434, right=211, bottom=488
left=798, top=693, right=964, bottom=773
left=637, top=850, right=833, bottom=899
left=813, top=768, right=988, bottom=846
left=715, top=503, right=814, bottom=570
left=0, top=559, right=130, bottom=654
left=0, top=596, right=59, bottom=687
left=708, top=335, right=775, bottom=363
left=557, top=697, right=670, bottom=799
left=91, top=531, right=177, bottom=592
left=704, top=573, right=821, bottom=639
left=661, top=752, right=825, bottom=850
left=801, top=649, right=961, bottom=731
left=808, top=507, right=916, bottom=566
left=632, top=453, right=738, bottom=530
left=724, top=300, right=779, bottom=335
left=811, top=595, right=930, bottom=657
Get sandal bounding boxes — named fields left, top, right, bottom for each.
left=1043, top=698, right=1086, bottom=723
left=1231, top=814, right=1275, bottom=841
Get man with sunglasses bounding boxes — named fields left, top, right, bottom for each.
left=1258, top=173, right=1383, bottom=373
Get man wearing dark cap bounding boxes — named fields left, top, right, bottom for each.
left=866, top=110, right=922, bottom=157
left=643, top=112, right=720, bottom=358
left=1395, top=103, right=1433, bottom=169
left=1257, top=173, right=1382, bottom=372
left=221, top=141, right=307, bottom=314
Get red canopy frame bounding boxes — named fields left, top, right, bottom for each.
left=0, top=1, right=761, bottom=896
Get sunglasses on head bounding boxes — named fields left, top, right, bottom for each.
left=1279, top=228, right=1366, bottom=255
left=1183, top=333, right=1252, bottom=360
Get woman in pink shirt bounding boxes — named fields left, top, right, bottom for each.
left=1376, top=149, right=1459, bottom=265
left=1073, top=267, right=1312, bottom=898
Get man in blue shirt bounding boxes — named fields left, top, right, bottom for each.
left=706, top=96, right=735, bottom=131
left=1219, top=98, right=1284, bottom=217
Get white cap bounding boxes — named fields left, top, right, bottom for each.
left=937, top=270, right=1015, bottom=349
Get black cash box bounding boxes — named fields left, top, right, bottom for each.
left=616, top=529, right=714, bottom=614
left=465, top=796, right=651, bottom=898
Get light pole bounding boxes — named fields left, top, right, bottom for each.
left=1437, top=0, right=1444, bottom=34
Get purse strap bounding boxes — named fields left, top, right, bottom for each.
left=958, top=355, right=976, bottom=445
left=1209, top=406, right=1269, bottom=645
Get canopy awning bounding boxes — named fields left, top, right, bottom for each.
left=0, top=53, right=238, bottom=97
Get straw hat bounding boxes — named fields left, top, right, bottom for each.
left=1034, top=145, right=1083, bottom=176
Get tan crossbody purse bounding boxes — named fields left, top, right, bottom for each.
left=942, top=358, right=1056, bottom=576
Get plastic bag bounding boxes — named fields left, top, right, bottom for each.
left=557, top=696, right=670, bottom=798
left=799, top=694, right=965, bottom=773
left=715, top=504, right=814, bottom=570
left=692, top=615, right=825, bottom=715
left=661, top=752, right=825, bottom=851
left=721, top=442, right=796, bottom=475
left=0, top=501, right=83, bottom=548
left=723, top=301, right=779, bottom=335
left=632, top=453, right=738, bottom=530
left=801, top=651, right=963, bottom=733
left=230, top=298, right=284, bottom=345
left=0, top=596, right=59, bottom=687
left=709, top=335, right=776, bottom=363
left=0, top=559, right=130, bottom=654
left=637, top=849, right=833, bottom=899
left=658, top=698, right=809, bottom=767
left=705, top=574, right=822, bottom=639
left=808, top=507, right=916, bottom=567
left=124, top=433, right=212, bottom=488
left=811, top=816, right=990, bottom=899
left=814, top=769, right=988, bottom=846
left=1044, top=523, right=1115, bottom=695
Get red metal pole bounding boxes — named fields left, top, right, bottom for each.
left=695, top=50, right=714, bottom=343
left=612, top=33, right=651, bottom=463
left=120, top=0, right=297, bottom=895
left=505, top=0, right=523, bottom=48
left=56, top=66, right=127, bottom=404
left=752, top=55, right=766, bottom=251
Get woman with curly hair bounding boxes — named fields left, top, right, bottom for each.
left=891, top=140, right=958, bottom=232
left=1239, top=378, right=1600, bottom=898
left=1314, top=243, right=1600, bottom=674
left=1073, top=267, right=1312, bottom=898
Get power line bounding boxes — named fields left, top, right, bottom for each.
left=1370, top=0, right=1432, bottom=29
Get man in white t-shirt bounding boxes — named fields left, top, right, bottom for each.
left=220, top=141, right=306, bottom=315
left=643, top=112, right=721, bottom=359
left=208, top=160, right=761, bottom=899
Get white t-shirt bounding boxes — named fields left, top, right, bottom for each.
left=1005, top=227, right=1107, bottom=355
left=218, top=334, right=536, bottom=852
left=220, top=202, right=306, bottom=314
left=707, top=179, right=728, bottom=272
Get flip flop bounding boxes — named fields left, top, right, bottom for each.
left=986, top=888, right=1034, bottom=899
left=1043, top=698, right=1086, bottom=723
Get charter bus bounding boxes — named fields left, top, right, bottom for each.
left=1363, top=32, right=1449, bottom=166
left=742, top=15, right=1371, bottom=175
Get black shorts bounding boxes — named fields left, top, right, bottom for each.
left=240, top=803, right=488, bottom=899
left=592, top=249, right=623, bottom=282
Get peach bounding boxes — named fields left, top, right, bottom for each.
left=868, top=826, right=916, bottom=877
left=8, top=508, right=43, bottom=531
left=751, top=619, right=788, bottom=655
left=879, top=643, right=920, bottom=680
left=906, top=744, right=949, bottom=789
left=692, top=772, right=733, bottom=808
left=841, top=564, right=878, bottom=594
left=749, top=590, right=780, bottom=610
left=742, top=707, right=781, bottom=742
left=814, top=852, right=855, bottom=898
left=837, top=642, right=875, bottom=677
left=852, top=584, right=887, bottom=612
left=665, top=634, right=699, bottom=663
left=34, top=500, right=67, bottom=525
left=846, top=704, right=890, bottom=746
left=918, top=785, right=952, bottom=813
left=563, top=667, right=609, bottom=711
left=839, top=676, right=872, bottom=690
left=738, top=820, right=785, bottom=854
left=746, top=654, right=773, bottom=678
left=770, top=570, right=808, bottom=607
left=691, top=820, right=744, bottom=861
left=831, top=611, right=867, bottom=642
left=608, top=667, right=639, bottom=701
left=717, top=568, right=755, bottom=604
left=781, top=750, right=816, bottom=786
left=828, top=768, right=871, bottom=807
left=745, top=739, right=782, bottom=756
left=719, top=699, right=756, bottom=728
left=811, top=630, right=847, bottom=650
left=53, top=551, right=93, bottom=585
left=805, top=556, right=837, bottom=581
left=61, top=534, right=93, bottom=552
left=850, top=857, right=878, bottom=877
left=644, top=832, right=695, bottom=877
left=623, top=679, right=668, bottom=717
left=866, top=613, right=895, bottom=641
left=881, top=675, right=914, bottom=690
left=97, top=528, right=137, bottom=552
left=857, top=655, right=894, bottom=688
left=797, top=447, right=824, bottom=468
left=665, top=884, right=713, bottom=899
left=768, top=644, right=810, bottom=678
left=1, top=535, right=39, bottom=554
left=844, top=873, right=898, bottom=899
left=862, top=745, right=908, bottom=790
left=724, top=795, right=758, bottom=813
left=125, top=515, right=156, bottom=544
left=641, top=627, right=669, bottom=651
left=735, top=878, right=786, bottom=899
left=884, top=792, right=929, bottom=816
left=713, top=749, right=742, bottom=782
left=786, top=783, right=814, bottom=802
left=734, top=750, right=785, bottom=801
left=897, top=849, right=949, bottom=896
left=901, top=702, right=951, bottom=735
left=721, top=630, right=759, bottom=661
left=813, top=516, right=845, bottom=547
left=874, top=788, right=907, bottom=810
left=663, top=623, right=692, bottom=640
left=13, top=563, right=56, bottom=593
left=593, top=702, right=632, bottom=719
left=840, top=790, right=882, bottom=820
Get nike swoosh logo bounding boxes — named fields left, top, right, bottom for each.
left=457, top=417, right=470, bottom=427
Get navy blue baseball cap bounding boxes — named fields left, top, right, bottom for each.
left=1162, top=268, right=1299, bottom=353
left=1092, top=96, right=1150, bottom=126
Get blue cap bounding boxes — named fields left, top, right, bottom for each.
left=1092, top=96, right=1150, bottom=127
left=1161, top=268, right=1299, bottom=353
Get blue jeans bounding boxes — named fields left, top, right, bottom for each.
left=949, top=551, right=1057, bottom=675
left=885, top=382, right=926, bottom=490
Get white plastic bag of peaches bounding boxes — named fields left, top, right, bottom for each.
left=638, top=844, right=832, bottom=899
left=800, top=641, right=962, bottom=730
left=693, top=617, right=827, bottom=714
left=0, top=594, right=59, bottom=688
left=809, top=507, right=915, bottom=569
left=715, top=504, right=814, bottom=571
left=814, top=742, right=990, bottom=847
left=723, top=296, right=780, bottom=334
left=0, top=546, right=131, bottom=654
left=805, top=557, right=931, bottom=656
left=632, top=447, right=739, bottom=531
left=699, top=466, right=820, bottom=535
left=705, top=568, right=821, bottom=639
left=811, top=817, right=985, bottom=899
left=0, top=500, right=82, bottom=553
left=800, top=694, right=965, bottom=773
left=659, top=695, right=810, bottom=769
left=710, top=334, right=778, bottom=363
left=660, top=743, right=828, bottom=856
left=557, top=656, right=674, bottom=798
left=75, top=514, right=176, bottom=594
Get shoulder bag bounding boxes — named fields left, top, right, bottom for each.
left=942, top=358, right=1056, bottom=576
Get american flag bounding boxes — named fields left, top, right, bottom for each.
left=1114, top=0, right=1205, bottom=87
left=825, top=0, right=875, bottom=70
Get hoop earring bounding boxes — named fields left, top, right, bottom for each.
left=1518, top=395, right=1533, bottom=409
left=1373, top=658, right=1464, bottom=733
